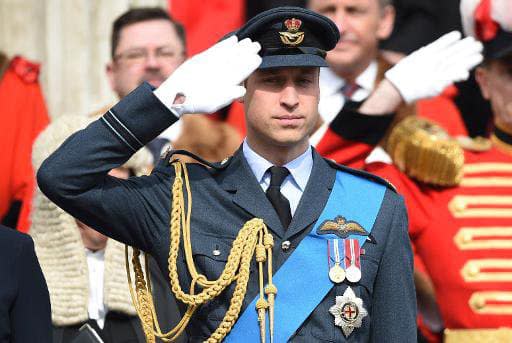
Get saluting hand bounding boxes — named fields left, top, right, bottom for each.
left=384, top=31, right=484, bottom=104
left=154, top=35, right=262, bottom=116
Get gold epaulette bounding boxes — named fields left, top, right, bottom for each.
left=386, top=116, right=464, bottom=187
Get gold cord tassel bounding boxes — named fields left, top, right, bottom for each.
left=126, top=160, right=276, bottom=342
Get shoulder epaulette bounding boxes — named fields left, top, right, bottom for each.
left=386, top=116, right=464, bottom=187
left=324, top=158, right=397, bottom=193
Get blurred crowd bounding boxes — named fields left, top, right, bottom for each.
left=1, top=0, right=511, bottom=342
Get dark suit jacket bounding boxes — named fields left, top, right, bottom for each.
left=38, top=83, right=417, bottom=342
left=0, top=225, right=52, bottom=343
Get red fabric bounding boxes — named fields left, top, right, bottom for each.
left=0, top=56, right=49, bottom=232
left=475, top=0, right=499, bottom=42
left=169, top=0, right=244, bottom=56
left=416, top=86, right=468, bottom=137
left=316, top=129, right=374, bottom=169
left=366, top=146, right=512, bottom=329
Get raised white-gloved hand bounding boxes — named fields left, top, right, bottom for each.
left=385, top=31, right=483, bottom=103
left=154, top=35, right=262, bottom=116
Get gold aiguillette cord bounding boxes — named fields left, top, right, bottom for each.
left=126, top=160, right=276, bottom=342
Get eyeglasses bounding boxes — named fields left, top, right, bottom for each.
left=114, top=47, right=184, bottom=66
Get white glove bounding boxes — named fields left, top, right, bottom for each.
left=154, top=35, right=262, bottom=116
left=385, top=31, right=483, bottom=103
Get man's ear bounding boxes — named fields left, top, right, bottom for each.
left=475, top=66, right=491, bottom=100
left=105, top=61, right=116, bottom=90
left=377, top=5, right=395, bottom=41
left=236, top=81, right=247, bottom=103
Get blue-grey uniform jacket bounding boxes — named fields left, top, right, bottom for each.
left=37, top=83, right=416, bottom=342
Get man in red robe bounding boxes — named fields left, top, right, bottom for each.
left=0, top=54, right=49, bottom=233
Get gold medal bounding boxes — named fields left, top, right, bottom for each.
left=329, top=264, right=346, bottom=283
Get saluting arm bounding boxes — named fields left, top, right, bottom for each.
left=37, top=83, right=178, bottom=251
left=37, top=36, right=262, bottom=252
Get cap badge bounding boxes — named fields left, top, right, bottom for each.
left=317, top=216, right=369, bottom=238
left=279, top=18, right=304, bottom=46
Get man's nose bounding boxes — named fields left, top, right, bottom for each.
left=280, top=85, right=299, bottom=111
left=145, top=52, right=161, bottom=69
left=333, top=10, right=348, bottom=35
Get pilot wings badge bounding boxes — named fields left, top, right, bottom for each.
left=279, top=18, right=305, bottom=46
left=317, top=216, right=369, bottom=238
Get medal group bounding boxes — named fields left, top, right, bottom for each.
left=327, top=238, right=368, bottom=338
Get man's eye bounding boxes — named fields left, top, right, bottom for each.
left=263, top=78, right=279, bottom=84
left=298, top=78, right=313, bottom=85
left=159, top=50, right=176, bottom=58
left=345, top=6, right=365, bottom=15
left=125, top=51, right=145, bottom=60
left=318, top=5, right=336, bottom=15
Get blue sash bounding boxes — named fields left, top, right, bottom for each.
left=225, top=170, right=386, bottom=342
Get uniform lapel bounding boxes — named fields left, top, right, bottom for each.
left=284, top=149, right=335, bottom=240
left=219, top=148, right=286, bottom=238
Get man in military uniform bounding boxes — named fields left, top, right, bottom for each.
left=37, top=7, right=416, bottom=342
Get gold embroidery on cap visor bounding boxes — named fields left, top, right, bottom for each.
left=279, top=18, right=305, bottom=46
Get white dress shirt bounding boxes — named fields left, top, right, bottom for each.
left=86, top=248, right=107, bottom=329
left=243, top=140, right=313, bottom=216
left=310, top=62, right=378, bottom=146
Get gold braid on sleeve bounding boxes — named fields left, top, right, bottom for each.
left=126, top=160, right=276, bottom=343
left=386, top=116, right=464, bottom=187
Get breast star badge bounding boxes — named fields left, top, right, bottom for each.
left=329, top=286, right=368, bottom=337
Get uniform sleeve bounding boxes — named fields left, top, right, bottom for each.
left=315, top=104, right=394, bottom=168
left=11, top=235, right=52, bottom=343
left=37, top=82, right=179, bottom=251
left=370, top=195, right=417, bottom=342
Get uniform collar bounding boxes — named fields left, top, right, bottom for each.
left=242, top=139, right=312, bottom=191
left=492, top=125, right=512, bottom=155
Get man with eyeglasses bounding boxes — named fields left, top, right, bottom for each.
left=106, top=8, right=241, bottom=164
left=106, top=8, right=187, bottom=161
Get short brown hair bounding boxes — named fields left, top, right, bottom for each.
left=111, top=7, right=186, bottom=58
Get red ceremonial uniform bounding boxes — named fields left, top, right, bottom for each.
left=0, top=56, right=49, bottom=232
left=366, top=137, right=512, bottom=330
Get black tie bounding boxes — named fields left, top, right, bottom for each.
left=266, top=166, right=292, bottom=229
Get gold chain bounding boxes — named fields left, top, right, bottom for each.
left=126, top=160, right=276, bottom=343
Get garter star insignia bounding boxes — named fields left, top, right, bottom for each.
left=329, top=286, right=368, bottom=337
left=317, top=216, right=369, bottom=238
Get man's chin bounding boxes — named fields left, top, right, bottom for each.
left=146, top=80, right=164, bottom=88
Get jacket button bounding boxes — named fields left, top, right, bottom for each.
left=281, top=241, right=291, bottom=251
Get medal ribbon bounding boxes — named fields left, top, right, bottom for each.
left=328, top=239, right=345, bottom=269
left=225, top=170, right=386, bottom=342
left=345, top=239, right=361, bottom=270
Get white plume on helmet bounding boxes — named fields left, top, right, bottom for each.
left=461, top=0, right=512, bottom=39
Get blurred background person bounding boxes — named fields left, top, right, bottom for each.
left=106, top=7, right=240, bottom=163
left=355, top=0, right=512, bottom=341
left=30, top=114, right=155, bottom=342
left=0, top=53, right=49, bottom=233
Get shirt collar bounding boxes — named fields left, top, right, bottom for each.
left=243, top=140, right=312, bottom=191
left=319, top=60, right=378, bottom=96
